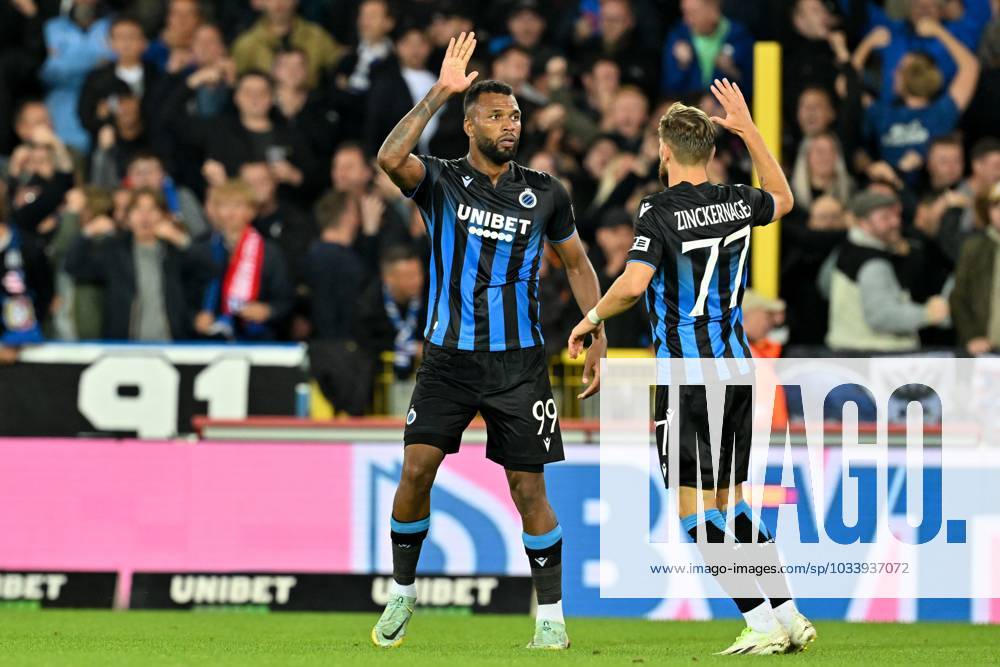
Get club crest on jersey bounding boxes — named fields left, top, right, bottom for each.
left=518, top=188, right=537, bottom=209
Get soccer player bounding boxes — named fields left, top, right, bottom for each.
left=371, top=32, right=606, bottom=650
left=568, top=79, right=816, bottom=655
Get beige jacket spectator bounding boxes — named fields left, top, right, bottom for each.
left=232, top=6, right=341, bottom=88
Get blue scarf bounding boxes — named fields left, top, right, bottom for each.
left=1, top=226, right=43, bottom=345
left=382, top=283, right=420, bottom=376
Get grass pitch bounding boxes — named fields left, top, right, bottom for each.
left=0, top=610, right=998, bottom=666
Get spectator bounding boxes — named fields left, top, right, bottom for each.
left=0, top=183, right=52, bottom=356
left=118, top=153, right=208, bottom=238
left=231, top=0, right=342, bottom=89
left=240, top=160, right=315, bottom=286
left=39, top=0, right=115, bottom=152
left=6, top=124, right=74, bottom=241
left=826, top=190, right=950, bottom=352
left=922, top=133, right=965, bottom=195
left=604, top=85, right=648, bottom=153
left=576, top=0, right=658, bottom=98
left=742, top=289, right=787, bottom=359
left=306, top=190, right=368, bottom=341
left=489, top=0, right=553, bottom=62
left=950, top=182, right=1000, bottom=355
left=78, top=15, right=161, bottom=143
left=365, top=24, right=439, bottom=157
left=0, top=0, right=46, bottom=156
left=272, top=48, right=341, bottom=159
left=797, top=86, right=836, bottom=140
left=49, top=185, right=112, bottom=340
left=191, top=179, right=293, bottom=341
left=781, top=194, right=848, bottom=346
left=165, top=70, right=320, bottom=197
left=353, top=245, right=426, bottom=379
left=328, top=0, right=395, bottom=141
left=965, top=16, right=1000, bottom=148
left=2, top=99, right=52, bottom=176
left=865, top=0, right=991, bottom=103
left=332, top=0, right=395, bottom=95
left=860, top=19, right=980, bottom=178
left=146, top=0, right=203, bottom=73
left=591, top=208, right=649, bottom=347
left=329, top=141, right=409, bottom=263
left=88, top=92, right=153, bottom=189
left=546, top=56, right=620, bottom=154
left=662, top=0, right=753, bottom=99
left=64, top=188, right=199, bottom=341
left=425, top=3, right=475, bottom=60
left=957, top=137, right=1000, bottom=229
left=157, top=22, right=235, bottom=119
left=790, top=132, right=855, bottom=210
left=779, top=0, right=844, bottom=125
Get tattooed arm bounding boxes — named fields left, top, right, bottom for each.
left=376, top=31, right=479, bottom=192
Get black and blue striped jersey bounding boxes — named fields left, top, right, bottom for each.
left=405, top=156, right=577, bottom=352
left=626, top=181, right=776, bottom=359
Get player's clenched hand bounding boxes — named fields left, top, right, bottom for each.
left=709, top=78, right=754, bottom=137
left=437, top=31, right=479, bottom=95
left=578, top=334, right=606, bottom=399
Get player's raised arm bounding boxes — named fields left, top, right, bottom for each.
left=709, top=78, right=794, bottom=219
left=375, top=31, right=480, bottom=191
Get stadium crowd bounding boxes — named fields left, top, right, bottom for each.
left=1, top=0, right=999, bottom=382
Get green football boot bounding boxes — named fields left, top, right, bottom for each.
left=370, top=594, right=416, bottom=648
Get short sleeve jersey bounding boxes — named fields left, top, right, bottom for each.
left=626, top=181, right=775, bottom=359
left=405, top=156, right=576, bottom=351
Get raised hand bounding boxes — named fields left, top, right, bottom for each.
left=437, top=31, right=479, bottom=95
left=709, top=78, right=755, bottom=137
left=914, top=18, right=945, bottom=39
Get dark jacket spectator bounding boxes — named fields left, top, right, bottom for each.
left=575, top=0, right=659, bottom=99
left=64, top=189, right=203, bottom=340
left=352, top=245, right=425, bottom=379
left=364, top=26, right=437, bottom=157
left=306, top=190, right=368, bottom=341
left=949, top=186, right=1000, bottom=355
left=77, top=16, right=161, bottom=141
left=0, top=0, right=46, bottom=155
left=240, top=161, right=317, bottom=287
left=5, top=125, right=75, bottom=242
left=164, top=70, right=321, bottom=198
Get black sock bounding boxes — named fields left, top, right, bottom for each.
left=683, top=509, right=765, bottom=613
left=732, top=501, right=792, bottom=608
left=390, top=514, right=429, bottom=587
left=523, top=525, right=563, bottom=605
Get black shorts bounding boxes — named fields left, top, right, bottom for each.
left=654, top=384, right=752, bottom=489
left=403, top=343, right=564, bottom=472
